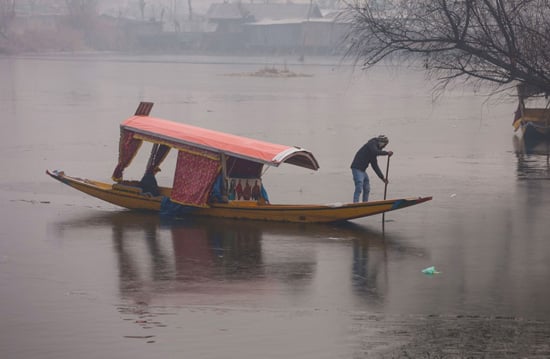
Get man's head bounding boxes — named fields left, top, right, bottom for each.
left=377, top=135, right=389, bottom=148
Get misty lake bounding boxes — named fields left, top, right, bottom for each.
left=1, top=53, right=549, bottom=358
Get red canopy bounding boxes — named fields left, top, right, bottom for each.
left=121, top=116, right=320, bottom=170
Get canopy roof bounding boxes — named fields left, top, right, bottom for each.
left=121, top=116, right=320, bottom=171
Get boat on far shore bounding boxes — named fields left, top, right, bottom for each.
left=513, top=84, right=550, bottom=140
left=46, top=102, right=432, bottom=223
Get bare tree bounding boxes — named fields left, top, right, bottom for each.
left=139, top=0, right=146, bottom=20
left=65, top=0, right=99, bottom=46
left=65, top=0, right=98, bottom=16
left=344, top=0, right=550, bottom=97
left=0, top=0, right=16, bottom=39
left=28, top=0, right=38, bottom=15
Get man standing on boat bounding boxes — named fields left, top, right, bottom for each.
left=350, top=135, right=393, bottom=203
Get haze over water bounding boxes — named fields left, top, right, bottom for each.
left=1, top=54, right=549, bottom=358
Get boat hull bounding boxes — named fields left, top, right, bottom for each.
left=514, top=108, right=550, bottom=141
left=522, top=121, right=550, bottom=141
left=46, top=170, right=432, bottom=223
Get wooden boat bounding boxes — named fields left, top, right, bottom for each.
left=46, top=102, right=431, bottom=223
left=513, top=84, right=550, bottom=140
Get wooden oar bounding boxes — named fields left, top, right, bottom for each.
left=382, top=155, right=391, bottom=226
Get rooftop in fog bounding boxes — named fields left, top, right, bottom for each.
left=206, top=2, right=323, bottom=21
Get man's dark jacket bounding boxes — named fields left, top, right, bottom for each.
left=350, top=138, right=389, bottom=179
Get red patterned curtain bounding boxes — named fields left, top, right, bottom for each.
left=145, top=144, right=171, bottom=175
left=112, top=129, right=143, bottom=182
left=171, top=149, right=221, bottom=207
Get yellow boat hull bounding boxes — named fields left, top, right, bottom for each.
left=46, top=170, right=431, bottom=223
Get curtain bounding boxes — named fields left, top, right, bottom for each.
left=145, top=143, right=171, bottom=175
left=171, top=149, right=221, bottom=207
left=112, top=129, right=143, bottom=182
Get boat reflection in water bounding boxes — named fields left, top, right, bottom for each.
left=513, top=135, right=550, bottom=180
left=52, top=212, right=424, bottom=314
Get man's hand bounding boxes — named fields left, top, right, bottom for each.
left=387, top=151, right=394, bottom=157
left=383, top=178, right=389, bottom=184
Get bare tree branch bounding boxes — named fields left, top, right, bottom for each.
left=344, top=0, right=550, bottom=97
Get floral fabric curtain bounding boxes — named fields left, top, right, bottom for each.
left=171, top=149, right=221, bottom=207
left=112, top=129, right=142, bottom=182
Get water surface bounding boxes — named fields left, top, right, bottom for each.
left=1, top=54, right=549, bottom=358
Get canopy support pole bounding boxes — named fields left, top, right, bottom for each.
left=221, top=153, right=228, bottom=198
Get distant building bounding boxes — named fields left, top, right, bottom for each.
left=244, top=16, right=350, bottom=54
left=207, top=2, right=323, bottom=24
left=2, top=0, right=351, bottom=55
left=205, top=1, right=341, bottom=53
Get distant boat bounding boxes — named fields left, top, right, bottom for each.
left=513, top=84, right=550, bottom=140
left=47, top=102, right=431, bottom=223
